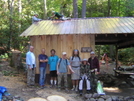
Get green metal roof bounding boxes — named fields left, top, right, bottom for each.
left=20, top=17, right=134, bottom=36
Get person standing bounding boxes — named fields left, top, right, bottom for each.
left=103, top=53, right=109, bottom=69
left=32, top=14, right=42, bottom=23
left=79, top=59, right=91, bottom=96
left=26, top=46, right=36, bottom=87
left=70, top=49, right=81, bottom=92
left=57, top=52, right=74, bottom=91
left=48, top=49, right=59, bottom=88
left=88, top=51, right=100, bottom=93
left=38, top=49, right=48, bottom=88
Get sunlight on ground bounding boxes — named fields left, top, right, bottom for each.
left=103, top=87, right=121, bottom=93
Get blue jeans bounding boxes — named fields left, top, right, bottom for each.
left=39, top=67, right=46, bottom=86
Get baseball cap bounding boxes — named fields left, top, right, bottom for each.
left=82, top=59, right=88, bottom=61
left=62, top=52, right=67, bottom=55
left=90, top=51, right=95, bottom=54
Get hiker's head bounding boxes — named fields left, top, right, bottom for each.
left=82, top=59, right=88, bottom=65
left=50, top=49, right=56, bottom=56
left=62, top=52, right=67, bottom=59
left=52, top=11, right=55, bottom=14
left=30, top=46, right=34, bottom=52
left=41, top=48, right=45, bottom=54
left=90, top=51, right=95, bottom=58
left=34, top=14, right=38, bottom=17
left=72, top=49, right=79, bottom=57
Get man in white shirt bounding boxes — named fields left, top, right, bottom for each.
left=32, top=14, right=42, bottom=24
left=26, top=46, right=36, bottom=87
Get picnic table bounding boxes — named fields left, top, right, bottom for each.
left=114, top=69, right=134, bottom=87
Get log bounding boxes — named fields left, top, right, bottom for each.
left=47, top=95, right=67, bottom=101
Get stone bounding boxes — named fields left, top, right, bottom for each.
left=89, top=98, right=96, bottom=101
left=98, top=98, right=105, bottom=101
left=84, top=94, right=92, bottom=99
left=92, top=93, right=99, bottom=98
left=111, top=96, right=118, bottom=101
left=105, top=97, right=112, bottom=101
left=47, top=95, right=67, bottom=101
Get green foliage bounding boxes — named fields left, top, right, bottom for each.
left=0, top=0, right=133, bottom=57
left=118, top=48, right=134, bottom=65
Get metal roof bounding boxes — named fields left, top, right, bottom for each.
left=20, top=17, right=134, bottom=36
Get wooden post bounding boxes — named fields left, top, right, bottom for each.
left=115, top=44, right=118, bottom=69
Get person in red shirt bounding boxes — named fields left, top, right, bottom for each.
left=88, top=51, right=100, bottom=93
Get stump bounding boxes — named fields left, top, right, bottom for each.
left=47, top=95, right=67, bottom=101
left=28, top=97, right=47, bottom=101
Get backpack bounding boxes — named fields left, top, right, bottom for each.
left=59, top=58, right=67, bottom=66
left=71, top=56, right=81, bottom=61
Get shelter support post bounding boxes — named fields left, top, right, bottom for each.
left=115, top=44, right=118, bottom=69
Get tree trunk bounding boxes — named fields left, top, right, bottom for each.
left=18, top=0, right=22, bottom=33
left=43, top=0, right=47, bottom=19
left=107, top=0, right=111, bottom=16
left=7, top=0, right=14, bottom=50
left=73, top=0, right=78, bottom=18
left=81, top=0, right=87, bottom=18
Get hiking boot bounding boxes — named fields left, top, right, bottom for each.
left=86, top=90, right=91, bottom=94
left=49, top=84, right=53, bottom=88
left=75, top=87, right=78, bottom=92
left=71, top=87, right=75, bottom=91
left=65, top=88, right=69, bottom=92
left=79, top=90, right=83, bottom=96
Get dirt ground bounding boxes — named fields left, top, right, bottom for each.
left=0, top=61, right=134, bottom=101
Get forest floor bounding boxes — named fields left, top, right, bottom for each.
left=0, top=60, right=134, bottom=101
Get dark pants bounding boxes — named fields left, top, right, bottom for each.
left=90, top=72, right=97, bottom=92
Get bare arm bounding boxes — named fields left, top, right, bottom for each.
left=57, top=63, right=59, bottom=74
left=68, top=65, right=74, bottom=73
left=39, top=59, right=48, bottom=62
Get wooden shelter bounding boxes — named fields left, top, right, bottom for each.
left=20, top=17, right=134, bottom=82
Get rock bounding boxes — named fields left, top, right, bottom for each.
left=100, top=95, right=111, bottom=100
left=47, top=95, right=67, bottom=101
left=89, top=98, right=96, bottom=101
left=111, top=96, right=118, bottom=101
left=92, top=93, right=99, bottom=98
left=124, top=96, right=131, bottom=100
left=85, top=99, right=90, bottom=101
left=118, top=96, right=124, bottom=101
left=98, top=98, right=105, bottom=101
left=84, top=94, right=92, bottom=99
left=105, top=97, right=112, bottom=101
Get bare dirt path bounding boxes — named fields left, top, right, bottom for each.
left=0, top=61, right=134, bottom=101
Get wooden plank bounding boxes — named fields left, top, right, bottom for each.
left=57, top=35, right=61, bottom=57
left=90, top=35, right=95, bottom=51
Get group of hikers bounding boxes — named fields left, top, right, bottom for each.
left=26, top=46, right=100, bottom=95
left=32, top=11, right=65, bottom=23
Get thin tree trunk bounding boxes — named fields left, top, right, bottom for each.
left=107, top=0, right=111, bottom=17
left=73, top=0, right=78, bottom=18
left=81, top=0, right=87, bottom=18
left=43, top=0, right=47, bottom=19
left=18, top=0, right=22, bottom=33
left=8, top=0, right=14, bottom=50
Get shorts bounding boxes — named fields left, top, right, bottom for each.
left=50, top=70, right=57, bottom=77
left=71, top=67, right=80, bottom=80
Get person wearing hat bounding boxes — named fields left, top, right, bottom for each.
left=88, top=51, right=100, bottom=93
left=79, top=59, right=91, bottom=96
left=51, top=11, right=64, bottom=20
left=32, top=14, right=42, bottom=23
left=57, top=52, right=74, bottom=91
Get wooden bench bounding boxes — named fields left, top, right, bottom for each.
left=113, top=69, right=134, bottom=87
